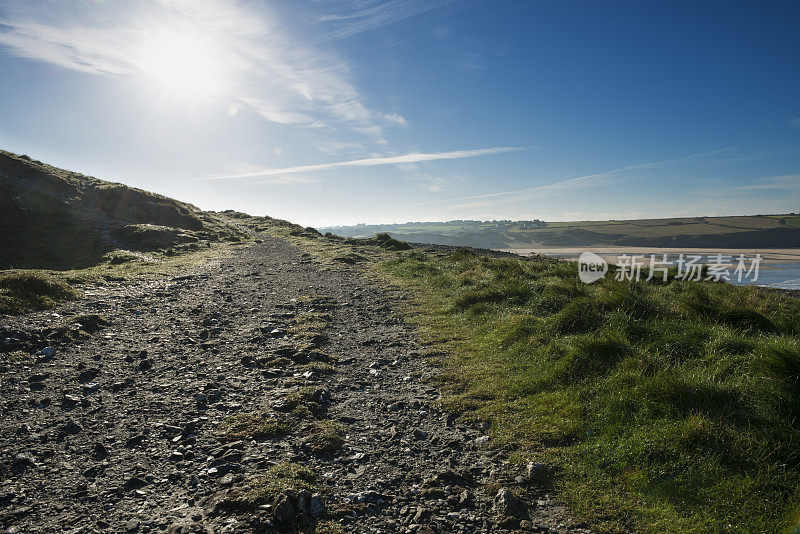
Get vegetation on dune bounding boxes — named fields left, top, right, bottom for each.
left=379, top=250, right=800, bottom=533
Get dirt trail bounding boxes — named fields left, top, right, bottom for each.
left=0, top=234, right=587, bottom=533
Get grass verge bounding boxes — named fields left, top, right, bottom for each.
left=377, top=250, right=800, bottom=533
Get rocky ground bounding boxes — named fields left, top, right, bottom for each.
left=0, top=233, right=590, bottom=533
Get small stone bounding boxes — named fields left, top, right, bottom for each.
left=62, top=394, right=81, bottom=408
left=77, top=367, right=100, bottom=382
left=296, top=490, right=312, bottom=513
left=273, top=493, right=295, bottom=527
left=37, top=347, right=55, bottom=358
left=309, top=493, right=325, bottom=519
left=474, top=435, right=490, bottom=446
left=524, top=462, right=549, bottom=485
left=413, top=429, right=428, bottom=440
left=125, top=435, right=145, bottom=448
left=93, top=442, right=110, bottom=459
left=494, top=487, right=526, bottom=518
left=138, top=359, right=152, bottom=371
left=413, top=507, right=430, bottom=523
left=61, top=419, right=83, bottom=436
left=123, top=476, right=148, bottom=491
left=13, top=452, right=35, bottom=468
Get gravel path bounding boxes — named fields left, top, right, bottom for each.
left=0, top=234, right=588, bottom=533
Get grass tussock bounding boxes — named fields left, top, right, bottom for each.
left=220, top=412, right=292, bottom=441
left=304, top=420, right=345, bottom=456
left=225, top=463, right=317, bottom=510
left=372, top=232, right=412, bottom=251
left=0, top=271, right=81, bottom=315
left=380, top=250, right=800, bottom=533
left=284, top=386, right=330, bottom=418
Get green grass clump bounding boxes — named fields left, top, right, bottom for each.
left=372, top=232, right=412, bottom=251
left=220, top=412, right=292, bottom=441
left=0, top=271, right=81, bottom=315
left=299, top=361, right=337, bottom=375
left=304, top=420, right=345, bottom=456
left=224, top=463, right=317, bottom=510
left=102, top=250, right=143, bottom=264
left=379, top=249, right=800, bottom=533
left=314, top=520, right=345, bottom=534
left=285, top=386, right=330, bottom=418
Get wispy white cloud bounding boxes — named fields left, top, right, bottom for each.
left=200, top=147, right=525, bottom=181
left=412, top=148, right=736, bottom=207
left=247, top=175, right=322, bottom=186
left=383, top=112, right=408, bottom=127
left=317, top=0, right=454, bottom=41
left=732, top=174, right=800, bottom=191
left=398, top=164, right=447, bottom=191
left=0, top=0, right=405, bottom=145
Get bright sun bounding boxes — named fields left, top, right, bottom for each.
left=138, top=29, right=226, bottom=98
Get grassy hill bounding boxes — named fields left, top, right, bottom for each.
left=0, top=150, right=245, bottom=270
left=323, top=214, right=800, bottom=250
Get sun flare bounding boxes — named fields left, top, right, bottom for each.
left=138, top=29, right=226, bottom=98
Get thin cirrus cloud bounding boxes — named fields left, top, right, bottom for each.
left=0, top=0, right=407, bottom=145
left=412, top=148, right=736, bottom=207
left=316, top=0, right=455, bottom=41
left=733, top=175, right=800, bottom=191
left=199, top=147, right=526, bottom=181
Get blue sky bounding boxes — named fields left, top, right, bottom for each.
left=0, top=0, right=798, bottom=227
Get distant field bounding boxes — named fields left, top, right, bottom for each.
left=321, top=214, right=800, bottom=250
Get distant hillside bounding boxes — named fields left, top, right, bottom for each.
left=322, top=214, right=800, bottom=250
left=0, top=150, right=245, bottom=269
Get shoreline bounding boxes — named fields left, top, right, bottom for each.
left=499, top=247, right=800, bottom=264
